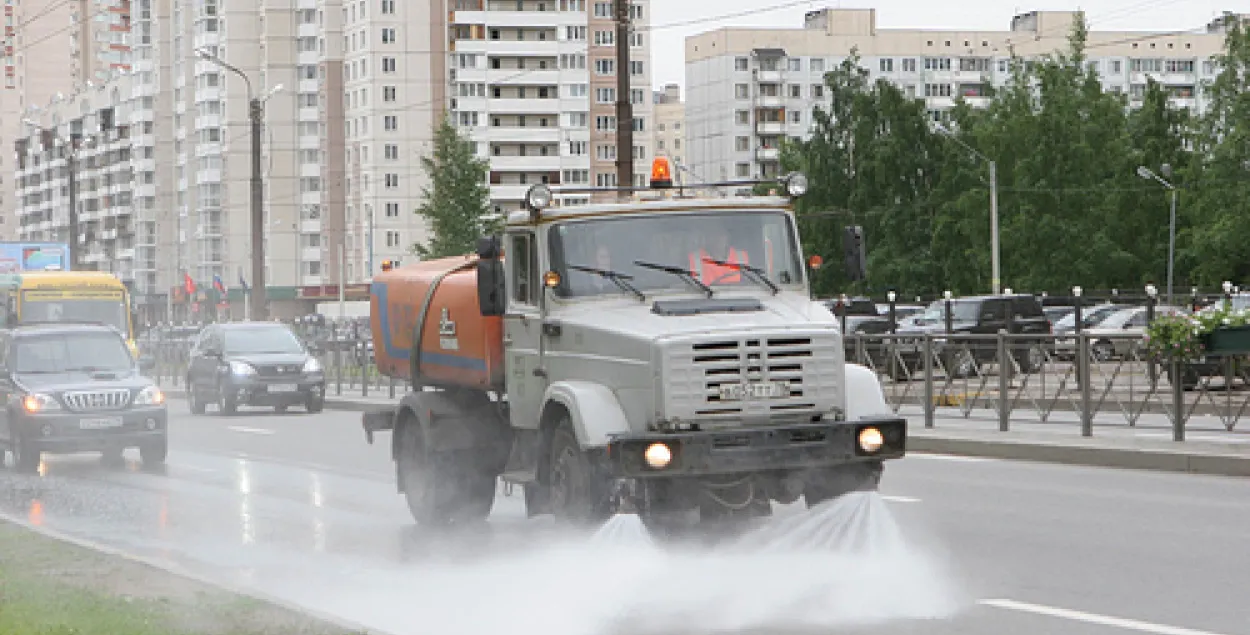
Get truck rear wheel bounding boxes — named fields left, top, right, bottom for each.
left=397, top=423, right=495, bottom=526
left=803, top=462, right=883, bottom=508
left=548, top=419, right=611, bottom=526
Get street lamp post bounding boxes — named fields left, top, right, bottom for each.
left=195, top=47, right=282, bottom=321
left=935, top=123, right=1000, bottom=295
left=1136, top=165, right=1178, bottom=305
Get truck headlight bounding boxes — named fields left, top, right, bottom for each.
left=302, top=357, right=322, bottom=373
left=22, top=393, right=61, bottom=413
left=228, top=361, right=256, bottom=376
left=133, top=385, right=165, bottom=406
left=643, top=442, right=672, bottom=468
left=857, top=426, right=884, bottom=453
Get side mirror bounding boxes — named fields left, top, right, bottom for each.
left=138, top=356, right=156, bottom=372
left=131, top=311, right=142, bottom=333
left=477, top=259, right=506, bottom=317
left=477, top=235, right=502, bottom=260
left=4, top=313, right=16, bottom=328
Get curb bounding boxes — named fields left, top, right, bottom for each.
left=908, top=435, right=1250, bottom=478
left=0, top=512, right=382, bottom=635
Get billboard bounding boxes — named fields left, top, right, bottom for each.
left=0, top=242, right=70, bottom=272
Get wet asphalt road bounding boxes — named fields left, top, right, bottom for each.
left=1, top=398, right=1248, bottom=635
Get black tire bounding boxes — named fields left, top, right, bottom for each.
left=140, top=436, right=168, bottom=466
left=217, top=383, right=238, bottom=416
left=396, top=422, right=495, bottom=526
left=1015, top=344, right=1045, bottom=374
left=942, top=349, right=975, bottom=379
left=1167, top=364, right=1200, bottom=391
left=188, top=380, right=206, bottom=415
left=547, top=419, right=611, bottom=525
left=803, top=462, right=883, bottom=508
left=1092, top=340, right=1115, bottom=362
left=10, top=432, right=40, bottom=474
left=305, top=395, right=324, bottom=414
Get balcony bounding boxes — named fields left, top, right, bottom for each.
left=489, top=154, right=561, bottom=171
left=755, top=121, right=784, bottom=135
left=755, top=147, right=780, bottom=161
left=755, top=95, right=784, bottom=109
left=486, top=97, right=560, bottom=116
left=480, top=39, right=559, bottom=57
left=482, top=126, right=561, bottom=143
left=754, top=69, right=783, bottom=83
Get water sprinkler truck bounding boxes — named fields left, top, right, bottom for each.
left=361, top=157, right=907, bottom=531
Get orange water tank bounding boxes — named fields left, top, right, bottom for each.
left=369, top=255, right=505, bottom=390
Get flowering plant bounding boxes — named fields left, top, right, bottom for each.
left=1143, top=304, right=1250, bottom=361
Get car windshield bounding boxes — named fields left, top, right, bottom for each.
left=19, top=292, right=128, bottom=334
left=13, top=331, right=133, bottom=374
left=223, top=326, right=305, bottom=354
left=547, top=210, right=804, bottom=298
left=1055, top=304, right=1121, bottom=330
left=914, top=300, right=980, bottom=323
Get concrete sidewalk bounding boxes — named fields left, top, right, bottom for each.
left=161, top=388, right=1250, bottom=478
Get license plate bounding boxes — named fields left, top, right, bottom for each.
left=268, top=384, right=298, bottom=393
left=79, top=417, right=123, bottom=430
left=718, top=381, right=789, bottom=401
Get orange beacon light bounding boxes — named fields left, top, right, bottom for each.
left=650, top=156, right=674, bottom=189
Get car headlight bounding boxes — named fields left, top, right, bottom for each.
left=228, top=361, right=256, bottom=376
left=22, top=393, right=61, bottom=413
left=133, top=385, right=165, bottom=406
left=302, top=357, right=322, bottom=373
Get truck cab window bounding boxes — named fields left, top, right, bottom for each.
left=509, top=233, right=537, bottom=305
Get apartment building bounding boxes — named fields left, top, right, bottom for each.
left=448, top=0, right=653, bottom=210
left=1, top=0, right=134, bottom=239
left=652, top=83, right=684, bottom=174
left=685, top=8, right=1235, bottom=184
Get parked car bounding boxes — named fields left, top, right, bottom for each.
left=1052, top=303, right=1131, bottom=359
left=1082, top=305, right=1186, bottom=361
left=0, top=322, right=167, bottom=473
left=893, top=294, right=1052, bottom=378
left=185, top=321, right=326, bottom=415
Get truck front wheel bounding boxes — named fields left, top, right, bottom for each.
left=397, top=423, right=495, bottom=526
left=803, top=462, right=883, bottom=508
left=547, top=419, right=611, bottom=526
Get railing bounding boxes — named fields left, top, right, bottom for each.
left=846, top=332, right=1250, bottom=441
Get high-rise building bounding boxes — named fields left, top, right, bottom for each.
left=652, top=83, right=684, bottom=173
left=685, top=8, right=1238, bottom=185
left=447, top=0, right=654, bottom=211
left=1, top=0, right=135, bottom=240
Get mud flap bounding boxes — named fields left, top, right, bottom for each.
left=362, top=409, right=395, bottom=444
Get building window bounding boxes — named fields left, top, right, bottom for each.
left=735, top=84, right=748, bottom=99
left=381, top=0, right=395, bottom=13
left=382, top=57, right=397, bottom=72
left=381, top=28, right=396, bottom=43
left=879, top=58, right=894, bottom=72
left=386, top=202, right=399, bottom=217
left=386, top=231, right=401, bottom=247
left=385, top=173, right=399, bottom=188
left=385, top=144, right=399, bottom=160
left=383, top=86, right=396, bottom=101
left=384, top=116, right=398, bottom=130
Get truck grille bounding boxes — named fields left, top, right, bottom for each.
left=692, top=336, right=817, bottom=417
left=62, top=389, right=131, bottom=412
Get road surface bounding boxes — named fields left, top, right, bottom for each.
left=0, top=399, right=1246, bottom=635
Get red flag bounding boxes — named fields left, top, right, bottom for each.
left=183, top=273, right=196, bottom=295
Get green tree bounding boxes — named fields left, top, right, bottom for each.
left=412, top=117, right=495, bottom=259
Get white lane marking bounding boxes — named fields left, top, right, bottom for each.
left=908, top=453, right=995, bottom=463
left=881, top=495, right=921, bottom=503
left=226, top=426, right=275, bottom=436
left=979, top=598, right=1231, bottom=635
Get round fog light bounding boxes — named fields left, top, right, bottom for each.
left=643, top=442, right=672, bottom=469
left=145, top=418, right=158, bottom=431
left=858, top=427, right=884, bottom=453
left=41, top=424, right=53, bottom=437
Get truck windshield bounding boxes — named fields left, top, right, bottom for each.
left=548, top=210, right=803, bottom=298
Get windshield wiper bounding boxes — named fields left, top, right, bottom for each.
left=633, top=261, right=713, bottom=298
left=700, top=258, right=778, bottom=295
left=567, top=264, right=646, bottom=302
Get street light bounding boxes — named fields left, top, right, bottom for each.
left=195, top=46, right=283, bottom=321
left=886, top=290, right=897, bottom=334
left=1136, top=164, right=1178, bottom=305
left=935, top=122, right=1000, bottom=295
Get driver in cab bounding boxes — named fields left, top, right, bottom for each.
left=688, top=222, right=748, bottom=285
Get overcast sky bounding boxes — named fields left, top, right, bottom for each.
left=647, top=0, right=1235, bottom=90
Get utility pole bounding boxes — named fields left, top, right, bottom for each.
left=249, top=97, right=268, bottom=321
left=614, top=0, right=633, bottom=195
left=66, top=137, right=80, bottom=270
left=989, top=160, right=1000, bottom=296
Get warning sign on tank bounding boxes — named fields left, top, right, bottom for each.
left=439, top=307, right=459, bottom=350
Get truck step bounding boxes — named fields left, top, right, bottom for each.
left=500, top=468, right=537, bottom=485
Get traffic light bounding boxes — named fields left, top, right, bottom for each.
left=843, top=225, right=867, bottom=281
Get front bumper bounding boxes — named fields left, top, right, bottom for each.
left=225, top=375, right=325, bottom=406
left=605, top=416, right=906, bottom=478
left=16, top=407, right=168, bottom=453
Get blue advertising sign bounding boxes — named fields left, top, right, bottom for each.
left=0, top=242, right=70, bottom=272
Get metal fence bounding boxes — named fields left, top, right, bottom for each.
left=848, top=332, right=1250, bottom=441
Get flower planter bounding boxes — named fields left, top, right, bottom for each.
left=1201, top=325, right=1250, bottom=355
